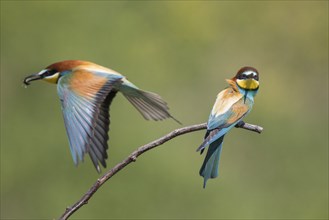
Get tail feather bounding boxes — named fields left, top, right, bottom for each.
left=126, top=92, right=168, bottom=120
left=120, top=80, right=180, bottom=123
left=199, top=136, right=224, bottom=188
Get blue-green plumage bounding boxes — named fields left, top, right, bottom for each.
left=197, top=67, right=259, bottom=188
left=57, top=73, right=123, bottom=171
left=23, top=60, right=179, bottom=172
left=200, top=135, right=224, bottom=188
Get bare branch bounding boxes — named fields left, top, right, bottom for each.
left=58, top=122, right=263, bottom=220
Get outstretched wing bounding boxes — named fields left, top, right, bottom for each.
left=57, top=69, right=122, bottom=172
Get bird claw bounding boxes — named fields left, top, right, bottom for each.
left=235, top=121, right=245, bottom=128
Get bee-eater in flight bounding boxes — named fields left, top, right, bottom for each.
left=197, top=67, right=259, bottom=188
left=23, top=60, right=180, bottom=172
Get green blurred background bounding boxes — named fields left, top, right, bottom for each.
left=1, top=1, right=328, bottom=219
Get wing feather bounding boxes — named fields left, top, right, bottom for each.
left=57, top=69, right=122, bottom=171
left=208, top=87, right=243, bottom=130
left=198, top=87, right=252, bottom=152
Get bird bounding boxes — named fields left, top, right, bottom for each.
left=196, top=66, right=259, bottom=188
left=23, top=60, right=180, bottom=172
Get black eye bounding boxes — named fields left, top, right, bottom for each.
left=240, top=74, right=247, bottom=79
left=254, top=75, right=259, bottom=80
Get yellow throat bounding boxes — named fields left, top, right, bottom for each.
left=42, top=72, right=60, bottom=84
left=236, top=78, right=259, bottom=90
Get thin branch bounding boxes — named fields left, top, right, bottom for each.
left=58, top=121, right=263, bottom=220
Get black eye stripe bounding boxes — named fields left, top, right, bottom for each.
left=43, top=69, right=58, bottom=77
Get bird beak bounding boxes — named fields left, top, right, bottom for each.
left=23, top=73, right=43, bottom=86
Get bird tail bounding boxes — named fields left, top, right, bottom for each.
left=199, top=136, right=224, bottom=188
left=119, top=79, right=181, bottom=123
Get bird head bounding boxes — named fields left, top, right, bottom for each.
left=233, top=66, right=259, bottom=90
left=23, top=60, right=91, bottom=86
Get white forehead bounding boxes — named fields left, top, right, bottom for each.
left=242, top=70, right=257, bottom=76
left=37, top=69, right=48, bottom=75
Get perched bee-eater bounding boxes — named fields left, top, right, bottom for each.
left=23, top=60, right=179, bottom=172
left=197, top=67, right=259, bottom=188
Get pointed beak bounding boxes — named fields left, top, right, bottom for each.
left=23, top=73, right=43, bottom=86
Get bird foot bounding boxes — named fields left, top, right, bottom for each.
left=235, top=121, right=245, bottom=128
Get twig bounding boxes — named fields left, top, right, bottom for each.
left=58, top=122, right=263, bottom=220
